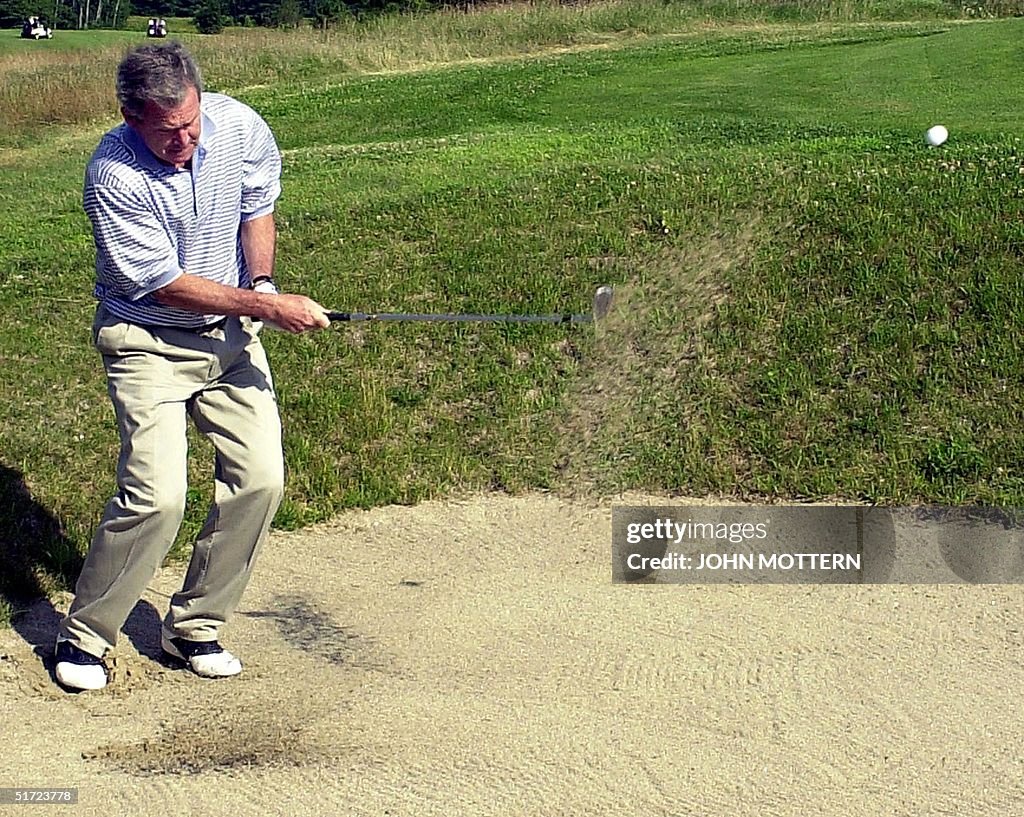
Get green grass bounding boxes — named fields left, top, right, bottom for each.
left=2, top=1, right=1024, bottom=619
left=0, top=27, right=142, bottom=53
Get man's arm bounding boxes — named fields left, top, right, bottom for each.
left=154, top=205, right=329, bottom=333
left=240, top=212, right=276, bottom=284
left=152, top=274, right=329, bottom=333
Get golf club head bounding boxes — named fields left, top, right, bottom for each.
left=592, top=285, right=614, bottom=321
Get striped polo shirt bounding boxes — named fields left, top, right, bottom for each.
left=83, top=92, right=281, bottom=328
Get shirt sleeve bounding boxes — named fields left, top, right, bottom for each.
left=84, top=180, right=182, bottom=301
left=240, top=110, right=282, bottom=222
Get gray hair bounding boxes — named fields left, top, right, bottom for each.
left=116, top=40, right=203, bottom=119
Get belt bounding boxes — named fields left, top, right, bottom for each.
left=139, top=317, right=228, bottom=334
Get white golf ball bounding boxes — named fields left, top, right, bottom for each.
left=925, top=125, right=948, bottom=147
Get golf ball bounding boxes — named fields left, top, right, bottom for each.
left=926, top=125, right=948, bottom=147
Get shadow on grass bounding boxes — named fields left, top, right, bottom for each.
left=1, top=462, right=83, bottom=653
left=0, top=463, right=82, bottom=607
left=1, top=464, right=82, bottom=681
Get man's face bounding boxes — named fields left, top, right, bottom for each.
left=124, top=85, right=201, bottom=169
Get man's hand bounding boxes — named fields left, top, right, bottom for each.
left=257, top=292, right=331, bottom=334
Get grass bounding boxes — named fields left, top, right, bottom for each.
left=0, top=0, right=966, bottom=144
left=2, top=0, right=1023, bottom=620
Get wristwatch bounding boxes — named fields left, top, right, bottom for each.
left=251, top=275, right=278, bottom=295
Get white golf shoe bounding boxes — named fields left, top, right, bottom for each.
left=161, top=634, right=242, bottom=678
left=54, top=640, right=109, bottom=691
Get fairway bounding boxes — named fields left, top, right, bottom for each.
left=244, top=22, right=1024, bottom=143
left=0, top=28, right=142, bottom=53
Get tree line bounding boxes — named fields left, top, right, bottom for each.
left=2, top=0, right=129, bottom=28
left=189, top=0, right=483, bottom=34
left=1, top=0, right=492, bottom=32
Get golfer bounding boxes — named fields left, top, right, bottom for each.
left=54, top=41, right=329, bottom=691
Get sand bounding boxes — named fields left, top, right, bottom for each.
left=2, top=492, right=1023, bottom=816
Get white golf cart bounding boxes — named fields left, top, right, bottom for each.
left=21, top=16, right=53, bottom=39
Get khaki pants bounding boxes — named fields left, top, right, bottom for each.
left=59, top=306, right=285, bottom=657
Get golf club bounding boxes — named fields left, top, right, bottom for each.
left=326, top=285, right=613, bottom=326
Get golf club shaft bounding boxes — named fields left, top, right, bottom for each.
left=325, top=311, right=591, bottom=324
left=325, top=285, right=613, bottom=327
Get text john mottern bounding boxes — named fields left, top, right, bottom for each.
left=624, top=517, right=861, bottom=572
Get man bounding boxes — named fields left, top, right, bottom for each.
left=54, top=41, right=330, bottom=691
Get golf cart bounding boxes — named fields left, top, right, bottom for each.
left=147, top=18, right=167, bottom=37
left=21, top=16, right=53, bottom=39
